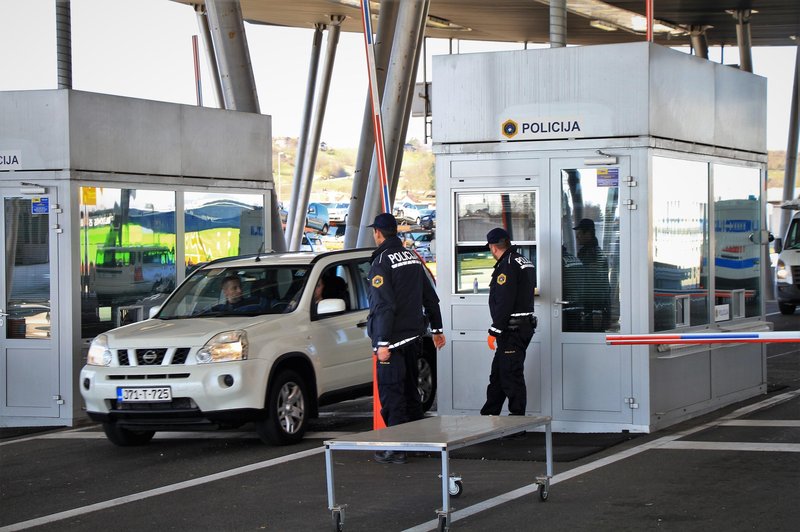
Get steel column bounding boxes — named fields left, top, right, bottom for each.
left=734, top=10, right=753, bottom=73
left=357, top=0, right=428, bottom=247
left=344, top=1, right=399, bottom=249
left=288, top=18, right=344, bottom=251
left=389, top=0, right=429, bottom=202
left=205, top=0, right=260, bottom=111
left=689, top=26, right=709, bottom=59
left=56, top=0, right=72, bottom=89
left=780, top=44, right=800, bottom=238
left=285, top=24, right=325, bottom=244
left=549, top=0, right=566, bottom=48
left=193, top=3, right=224, bottom=107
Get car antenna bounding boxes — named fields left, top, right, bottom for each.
left=255, top=241, right=265, bottom=262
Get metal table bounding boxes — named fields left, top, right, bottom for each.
left=324, top=415, right=553, bottom=531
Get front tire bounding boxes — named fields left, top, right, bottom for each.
left=779, top=302, right=796, bottom=315
left=102, top=422, right=155, bottom=447
left=256, top=370, right=309, bottom=445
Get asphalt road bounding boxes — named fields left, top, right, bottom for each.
left=1, top=306, right=797, bottom=531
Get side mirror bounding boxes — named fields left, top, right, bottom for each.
left=148, top=306, right=161, bottom=319
left=317, top=298, right=346, bottom=315
left=775, top=237, right=783, bottom=254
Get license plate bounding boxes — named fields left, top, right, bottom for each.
left=117, top=386, right=172, bottom=403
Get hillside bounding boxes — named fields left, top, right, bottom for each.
left=272, top=138, right=797, bottom=202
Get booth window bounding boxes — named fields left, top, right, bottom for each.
left=712, top=164, right=761, bottom=319
left=185, top=192, right=265, bottom=267
left=560, top=168, right=621, bottom=333
left=652, top=157, right=710, bottom=331
left=4, top=197, right=51, bottom=339
left=453, top=190, right=537, bottom=294
left=79, top=187, right=177, bottom=339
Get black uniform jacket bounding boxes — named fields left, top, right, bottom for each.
left=488, top=246, right=536, bottom=337
left=367, top=235, right=443, bottom=349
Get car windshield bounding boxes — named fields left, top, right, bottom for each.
left=157, top=264, right=311, bottom=319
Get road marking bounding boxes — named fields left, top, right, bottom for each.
left=404, top=389, right=800, bottom=532
left=4, top=430, right=356, bottom=443
left=0, top=447, right=324, bottom=532
left=720, top=419, right=800, bottom=427
left=659, top=441, right=800, bottom=452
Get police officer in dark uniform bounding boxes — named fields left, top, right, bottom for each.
left=480, top=227, right=537, bottom=416
left=367, top=213, right=446, bottom=463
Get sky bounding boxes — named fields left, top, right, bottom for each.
left=0, top=0, right=797, bottom=150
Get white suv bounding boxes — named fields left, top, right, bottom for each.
left=80, top=249, right=438, bottom=446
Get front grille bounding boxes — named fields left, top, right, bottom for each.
left=116, top=348, right=190, bottom=366
left=792, top=266, right=800, bottom=288
left=112, top=398, right=196, bottom=411
left=107, top=373, right=191, bottom=380
left=172, top=348, right=190, bottom=364
left=136, top=348, right=167, bottom=365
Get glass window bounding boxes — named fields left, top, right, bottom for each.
left=453, top=191, right=537, bottom=294
left=79, top=187, right=176, bottom=338
left=5, top=197, right=50, bottom=339
left=652, top=157, right=710, bottom=331
left=560, top=168, right=620, bottom=333
left=184, top=192, right=265, bottom=269
left=158, top=265, right=310, bottom=318
left=712, top=164, right=761, bottom=319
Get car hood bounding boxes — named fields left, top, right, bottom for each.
left=104, top=314, right=293, bottom=349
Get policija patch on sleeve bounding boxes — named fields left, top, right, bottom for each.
left=497, top=273, right=507, bottom=285
left=371, top=275, right=384, bottom=288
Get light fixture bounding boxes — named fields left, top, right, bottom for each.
left=590, top=20, right=618, bottom=32
left=534, top=0, right=689, bottom=37
left=327, top=0, right=471, bottom=32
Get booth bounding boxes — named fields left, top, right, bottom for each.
left=0, top=90, right=273, bottom=427
left=432, top=42, right=769, bottom=432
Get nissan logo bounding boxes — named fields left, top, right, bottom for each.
left=142, top=350, right=159, bottom=364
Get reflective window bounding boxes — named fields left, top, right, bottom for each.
left=5, top=197, right=50, bottom=339
left=453, top=191, right=537, bottom=294
left=652, top=157, right=710, bottom=330
left=79, top=187, right=176, bottom=338
left=158, top=265, right=309, bottom=318
left=184, top=193, right=266, bottom=268
left=713, top=164, right=761, bottom=319
left=560, top=168, right=620, bottom=333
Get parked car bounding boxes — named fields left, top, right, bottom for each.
left=279, top=202, right=330, bottom=235
left=80, top=249, right=438, bottom=446
left=325, top=202, right=349, bottom=225
left=412, top=232, right=435, bottom=262
left=393, top=202, right=427, bottom=226
left=90, top=245, right=175, bottom=304
left=420, top=209, right=436, bottom=229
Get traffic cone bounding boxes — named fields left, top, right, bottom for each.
left=373, top=357, right=386, bottom=430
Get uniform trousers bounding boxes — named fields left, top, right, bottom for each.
left=480, top=322, right=534, bottom=416
left=377, top=338, right=423, bottom=426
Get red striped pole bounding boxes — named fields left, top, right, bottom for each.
left=360, top=0, right=389, bottom=430
left=606, top=331, right=800, bottom=345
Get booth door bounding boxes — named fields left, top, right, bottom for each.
left=0, top=189, right=61, bottom=420
left=549, top=159, right=634, bottom=425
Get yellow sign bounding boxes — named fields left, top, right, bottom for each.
left=82, top=187, right=97, bottom=206
left=371, top=275, right=384, bottom=288
left=497, top=273, right=507, bottom=285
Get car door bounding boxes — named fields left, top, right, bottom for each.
left=308, top=260, right=372, bottom=393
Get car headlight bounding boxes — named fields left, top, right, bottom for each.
left=197, top=330, right=248, bottom=363
left=87, top=334, right=112, bottom=366
left=776, top=259, right=792, bottom=283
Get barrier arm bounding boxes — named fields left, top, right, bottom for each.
left=606, top=331, right=800, bottom=346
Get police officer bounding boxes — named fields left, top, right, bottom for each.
left=480, top=227, right=536, bottom=416
left=367, top=213, right=446, bottom=464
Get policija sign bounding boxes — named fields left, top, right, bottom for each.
left=501, top=117, right=583, bottom=141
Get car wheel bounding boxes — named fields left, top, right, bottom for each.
left=418, top=347, right=437, bottom=412
left=321, top=224, right=329, bottom=235
left=779, top=302, right=796, bottom=315
left=102, top=422, right=155, bottom=447
left=256, top=369, right=309, bottom=445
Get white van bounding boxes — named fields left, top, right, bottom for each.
left=774, top=210, right=800, bottom=314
